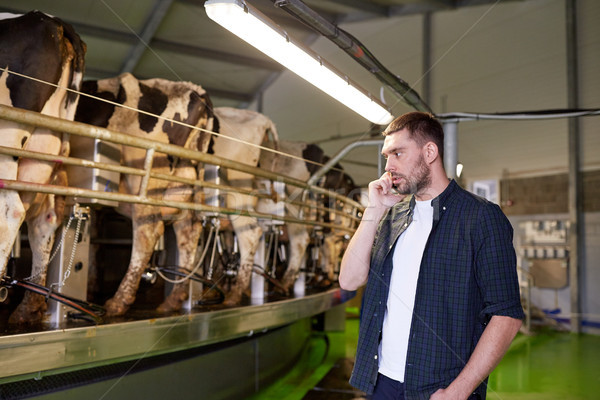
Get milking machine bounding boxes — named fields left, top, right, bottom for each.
left=1, top=204, right=105, bottom=324
left=46, top=204, right=93, bottom=324
left=252, top=178, right=287, bottom=302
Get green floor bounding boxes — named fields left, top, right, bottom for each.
left=253, top=309, right=600, bottom=400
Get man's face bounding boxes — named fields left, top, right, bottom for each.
left=381, top=128, right=431, bottom=195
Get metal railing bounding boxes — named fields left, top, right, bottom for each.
left=0, top=104, right=362, bottom=232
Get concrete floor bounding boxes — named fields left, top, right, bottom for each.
left=253, top=310, right=600, bottom=400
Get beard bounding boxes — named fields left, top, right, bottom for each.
left=392, top=154, right=432, bottom=195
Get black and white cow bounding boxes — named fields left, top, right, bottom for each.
left=75, top=74, right=279, bottom=314
left=75, top=73, right=214, bottom=316
left=0, top=11, right=86, bottom=323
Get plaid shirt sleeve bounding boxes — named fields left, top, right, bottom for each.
left=475, top=202, right=525, bottom=323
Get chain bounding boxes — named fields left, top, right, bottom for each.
left=56, top=213, right=84, bottom=288
left=24, top=209, right=75, bottom=283
left=23, top=204, right=88, bottom=288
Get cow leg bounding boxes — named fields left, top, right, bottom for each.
left=223, top=215, right=262, bottom=306
left=157, top=212, right=203, bottom=313
left=0, top=122, right=30, bottom=278
left=322, top=234, right=339, bottom=282
left=281, top=223, right=310, bottom=293
left=0, top=189, right=25, bottom=280
left=105, top=205, right=164, bottom=316
left=9, top=170, right=67, bottom=324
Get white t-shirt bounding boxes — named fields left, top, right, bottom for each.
left=378, top=198, right=433, bottom=382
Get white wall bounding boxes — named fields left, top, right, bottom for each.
left=259, top=0, right=599, bottom=185
left=258, top=0, right=600, bottom=332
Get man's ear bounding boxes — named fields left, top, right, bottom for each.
left=423, top=141, right=439, bottom=164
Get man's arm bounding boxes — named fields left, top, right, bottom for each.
left=430, top=315, right=522, bottom=400
left=339, top=172, right=403, bottom=291
left=338, top=207, right=385, bottom=290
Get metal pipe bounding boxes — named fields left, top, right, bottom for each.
left=0, top=105, right=362, bottom=231
left=422, top=12, right=432, bottom=105
left=274, top=0, right=432, bottom=113
left=443, top=121, right=458, bottom=179
left=566, top=0, right=581, bottom=334
left=0, top=146, right=359, bottom=223
left=138, top=148, right=155, bottom=198
left=0, top=179, right=356, bottom=233
left=0, top=104, right=363, bottom=210
left=307, top=139, right=384, bottom=186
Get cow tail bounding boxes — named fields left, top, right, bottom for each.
left=265, top=120, right=281, bottom=174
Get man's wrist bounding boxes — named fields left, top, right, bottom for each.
left=361, top=206, right=388, bottom=223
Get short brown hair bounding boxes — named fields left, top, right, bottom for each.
left=383, top=111, right=444, bottom=160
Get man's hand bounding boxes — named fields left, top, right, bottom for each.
left=430, top=387, right=464, bottom=400
left=365, top=172, right=405, bottom=217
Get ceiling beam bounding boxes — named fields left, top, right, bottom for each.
left=312, top=0, right=390, bottom=16
left=70, top=22, right=136, bottom=43
left=65, top=21, right=283, bottom=72
left=151, top=38, right=283, bottom=71
left=120, top=0, right=174, bottom=74
left=389, top=1, right=454, bottom=17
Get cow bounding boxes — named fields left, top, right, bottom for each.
left=210, top=107, right=279, bottom=305
left=0, top=11, right=86, bottom=323
left=256, top=140, right=360, bottom=293
left=75, top=75, right=279, bottom=314
left=75, top=73, right=213, bottom=316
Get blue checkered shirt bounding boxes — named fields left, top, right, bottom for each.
left=350, top=180, right=524, bottom=399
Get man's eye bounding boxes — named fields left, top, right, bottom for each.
left=395, top=152, right=402, bottom=157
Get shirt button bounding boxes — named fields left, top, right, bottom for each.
left=374, top=355, right=378, bottom=360
left=379, top=301, right=382, bottom=305
left=403, top=223, right=408, bottom=227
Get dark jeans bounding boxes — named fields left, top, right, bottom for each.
left=369, top=373, right=405, bottom=400
left=369, top=373, right=483, bottom=400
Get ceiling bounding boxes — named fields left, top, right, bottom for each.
left=0, top=0, right=519, bottom=184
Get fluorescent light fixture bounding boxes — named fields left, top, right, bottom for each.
left=205, top=0, right=394, bottom=125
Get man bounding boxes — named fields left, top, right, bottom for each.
left=339, top=112, right=524, bottom=399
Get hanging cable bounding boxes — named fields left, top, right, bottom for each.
left=2, top=276, right=105, bottom=323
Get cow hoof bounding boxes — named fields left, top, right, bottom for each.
left=9, top=293, right=47, bottom=324
left=223, top=291, right=242, bottom=306
left=274, top=284, right=290, bottom=297
left=104, top=297, right=129, bottom=317
left=156, top=297, right=183, bottom=314
left=9, top=304, right=46, bottom=324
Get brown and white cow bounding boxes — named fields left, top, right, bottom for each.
left=0, top=11, right=86, bottom=323
left=257, top=140, right=359, bottom=293
left=75, top=75, right=279, bottom=314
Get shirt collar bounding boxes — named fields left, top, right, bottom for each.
left=409, top=179, right=457, bottom=222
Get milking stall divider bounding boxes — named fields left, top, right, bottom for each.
left=0, top=103, right=364, bottom=398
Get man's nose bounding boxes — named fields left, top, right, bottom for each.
left=384, top=158, right=394, bottom=172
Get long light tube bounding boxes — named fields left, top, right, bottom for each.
left=205, top=0, right=394, bottom=125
